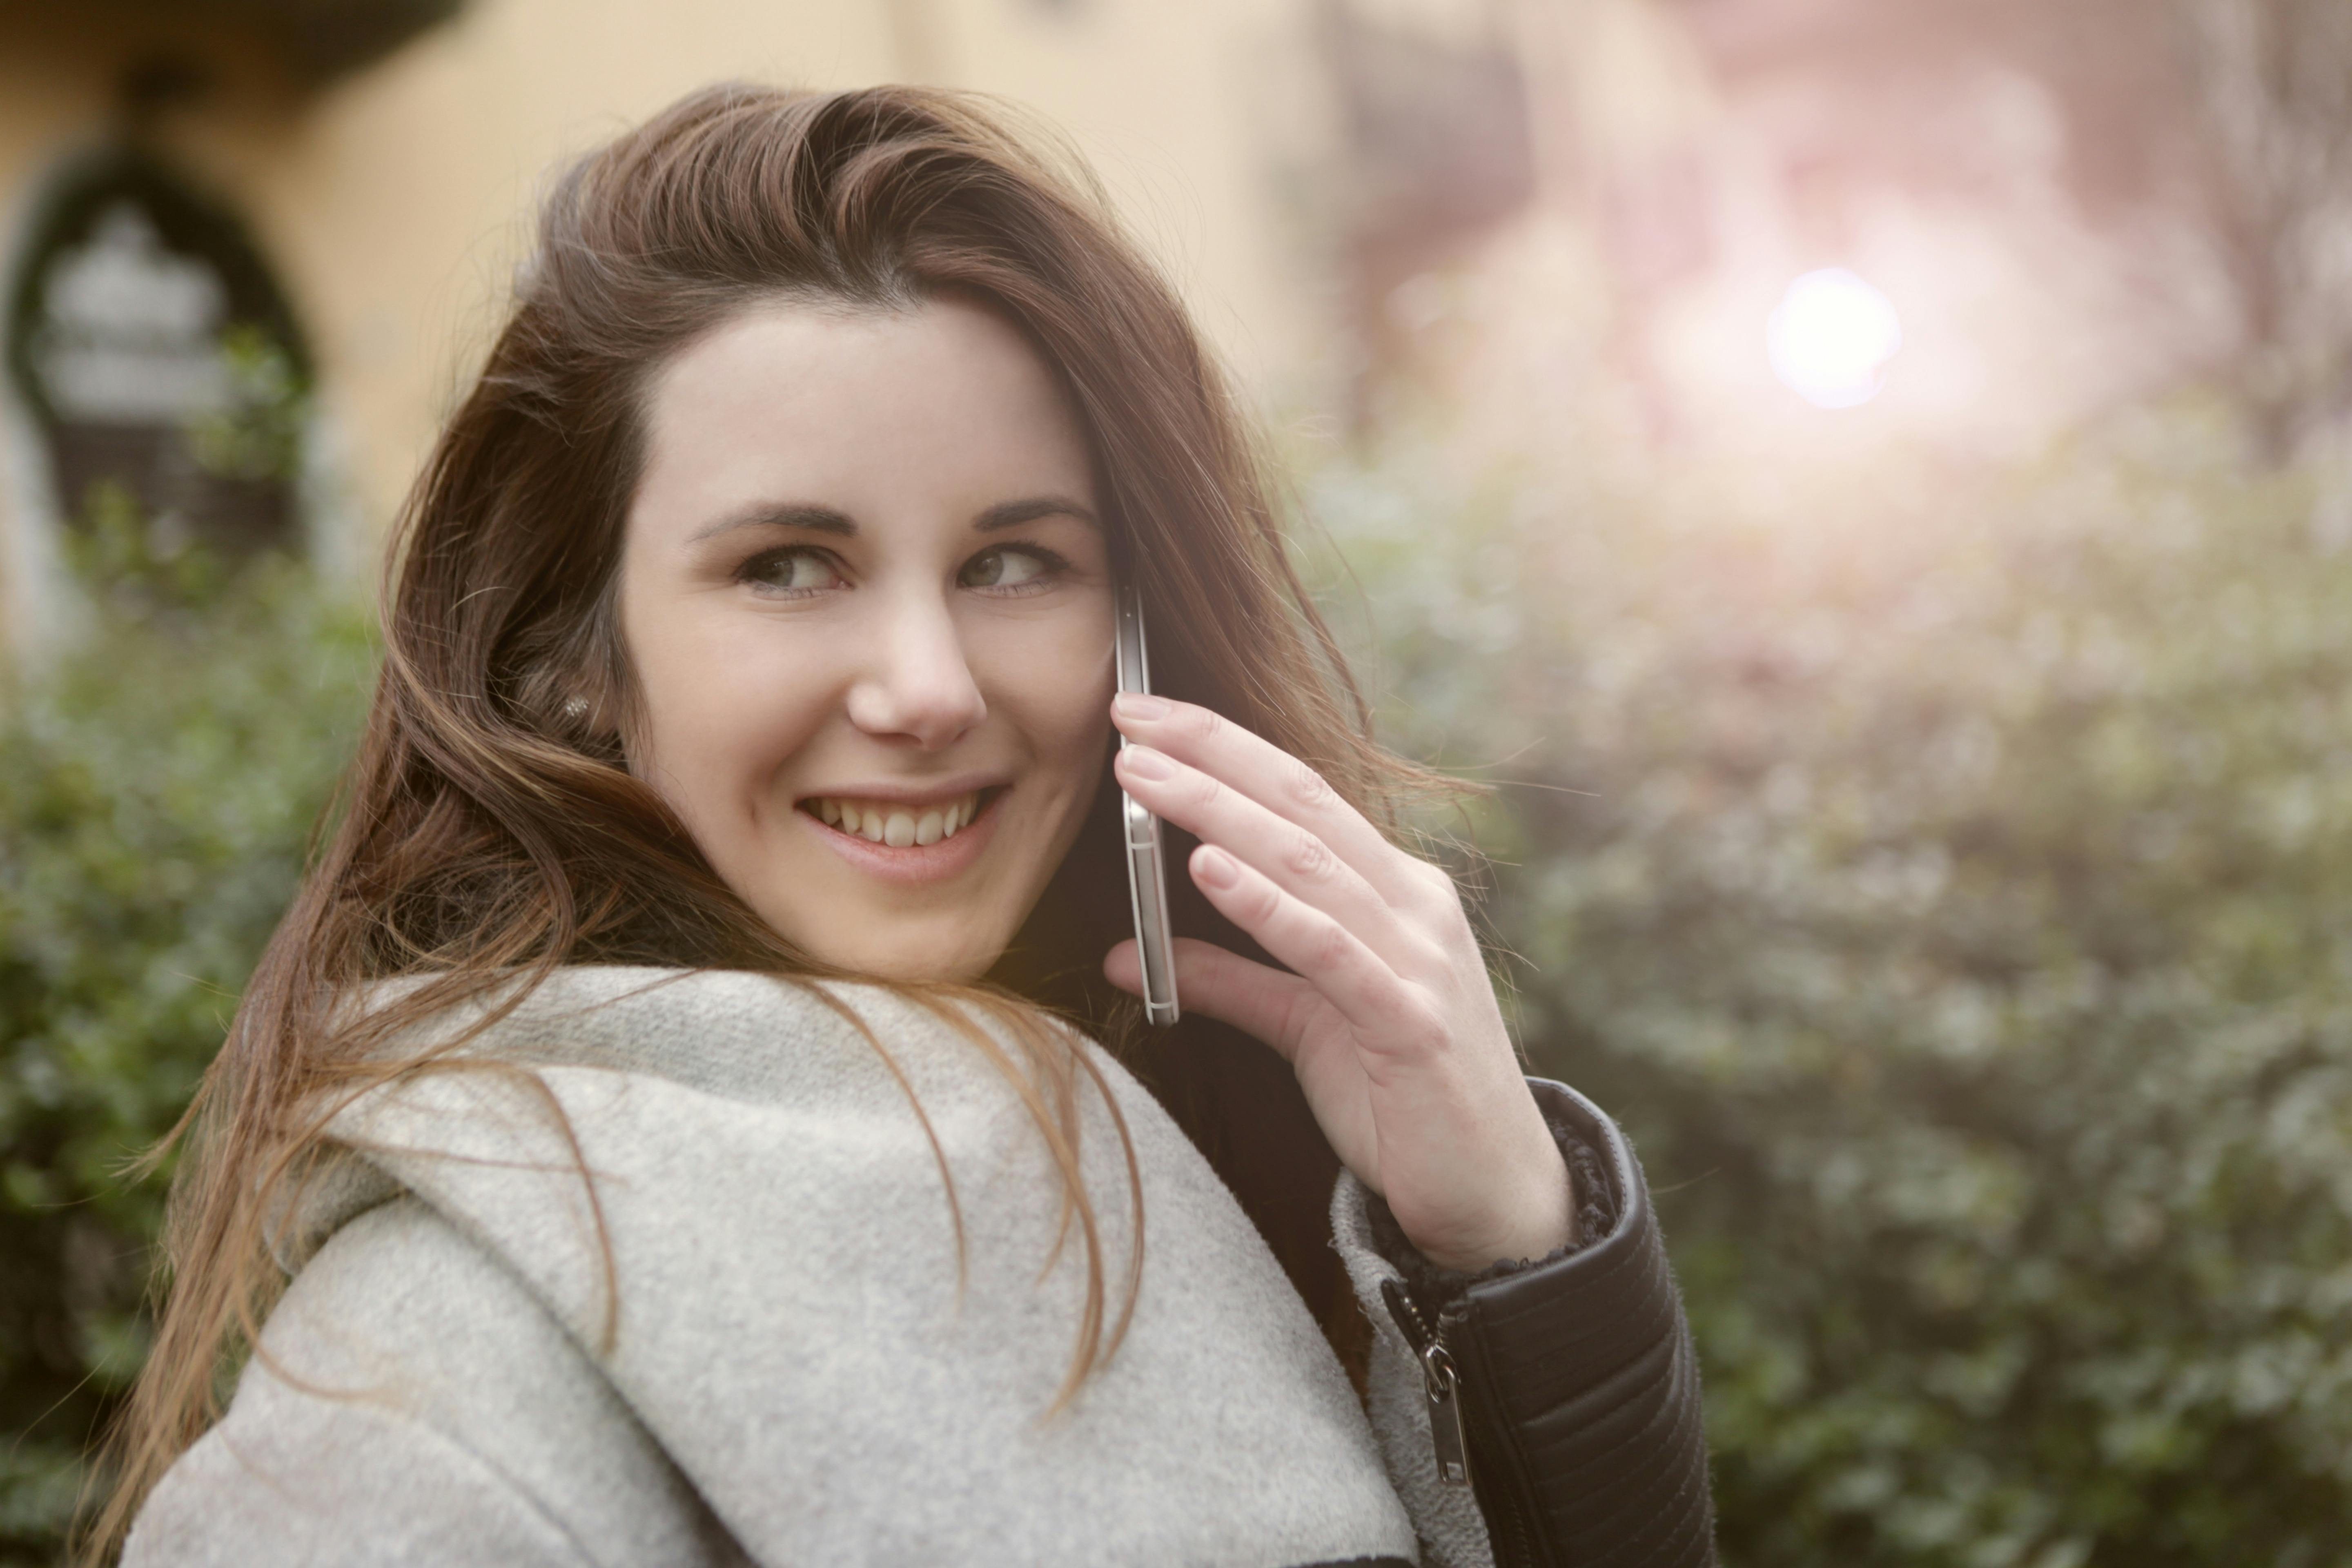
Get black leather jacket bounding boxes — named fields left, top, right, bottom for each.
left=1367, top=1080, right=1717, bottom=1568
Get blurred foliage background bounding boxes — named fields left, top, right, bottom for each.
left=0, top=533, right=372, bottom=1560
left=1308, top=405, right=2352, bottom=1565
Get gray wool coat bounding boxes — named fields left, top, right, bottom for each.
left=123, top=968, right=1497, bottom=1568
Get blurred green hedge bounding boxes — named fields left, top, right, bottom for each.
left=0, top=550, right=372, bottom=1563
left=1310, top=412, right=2352, bottom=1566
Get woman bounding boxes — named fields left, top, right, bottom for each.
left=101, top=85, right=1712, bottom=1566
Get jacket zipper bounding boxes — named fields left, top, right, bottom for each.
left=1379, top=1279, right=1542, bottom=1568
left=1381, top=1278, right=1474, bottom=1486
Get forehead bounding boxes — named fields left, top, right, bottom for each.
left=631, top=296, right=1096, bottom=534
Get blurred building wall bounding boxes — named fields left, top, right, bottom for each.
left=0, top=0, right=1356, bottom=652
left=6, top=0, right=2236, bottom=661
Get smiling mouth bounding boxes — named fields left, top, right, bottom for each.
left=800, top=789, right=995, bottom=848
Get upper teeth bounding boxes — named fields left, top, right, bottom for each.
left=812, top=793, right=982, bottom=847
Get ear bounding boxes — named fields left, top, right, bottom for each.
left=510, top=608, right=632, bottom=754
left=512, top=659, right=618, bottom=748
left=555, top=682, right=623, bottom=744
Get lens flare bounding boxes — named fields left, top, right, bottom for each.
left=1767, top=269, right=1903, bottom=409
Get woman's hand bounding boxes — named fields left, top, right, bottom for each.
left=1102, top=693, right=1572, bottom=1273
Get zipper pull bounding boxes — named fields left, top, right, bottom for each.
left=1381, top=1278, right=1474, bottom=1489
left=1420, top=1340, right=1474, bottom=1488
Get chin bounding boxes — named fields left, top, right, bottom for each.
left=783, top=907, right=1011, bottom=985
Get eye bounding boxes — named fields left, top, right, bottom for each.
left=960, top=544, right=1065, bottom=594
left=742, top=547, right=845, bottom=597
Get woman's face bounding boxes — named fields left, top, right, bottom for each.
left=617, top=296, right=1116, bottom=980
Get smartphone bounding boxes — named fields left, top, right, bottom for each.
left=1115, top=579, right=1180, bottom=1026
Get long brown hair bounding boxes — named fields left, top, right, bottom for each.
left=89, top=82, right=1431, bottom=1558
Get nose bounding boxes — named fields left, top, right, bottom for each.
left=843, top=587, right=987, bottom=749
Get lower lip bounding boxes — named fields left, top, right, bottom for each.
left=800, top=794, right=1001, bottom=885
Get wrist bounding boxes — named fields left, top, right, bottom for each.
left=1415, top=1136, right=1575, bottom=1274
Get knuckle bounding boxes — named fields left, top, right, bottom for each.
left=1396, top=932, right=1450, bottom=979
left=1239, top=874, right=1282, bottom=922
left=1408, top=864, right=1464, bottom=915
left=1180, top=704, right=1225, bottom=744
left=1285, top=831, right=1336, bottom=882
left=1310, top=919, right=1358, bottom=976
left=1289, top=758, right=1335, bottom=808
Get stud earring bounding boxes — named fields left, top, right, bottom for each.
left=561, top=695, right=590, bottom=722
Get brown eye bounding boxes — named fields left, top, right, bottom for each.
left=961, top=546, right=1057, bottom=590
left=746, top=548, right=845, bottom=595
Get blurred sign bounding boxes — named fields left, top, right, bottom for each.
left=33, top=205, right=233, bottom=424
left=7, top=154, right=310, bottom=562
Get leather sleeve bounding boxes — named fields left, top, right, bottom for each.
left=1370, top=1080, right=1717, bottom=1568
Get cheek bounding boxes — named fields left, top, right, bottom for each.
left=974, top=611, right=1117, bottom=780
left=621, top=587, right=832, bottom=808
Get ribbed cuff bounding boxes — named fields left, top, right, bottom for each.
left=1363, top=1098, right=1621, bottom=1310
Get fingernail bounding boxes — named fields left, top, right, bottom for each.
left=1119, top=744, right=1172, bottom=780
left=1113, top=693, right=1170, bottom=722
left=1192, top=845, right=1238, bottom=890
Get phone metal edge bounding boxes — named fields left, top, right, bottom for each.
left=1115, top=579, right=1180, bottom=1027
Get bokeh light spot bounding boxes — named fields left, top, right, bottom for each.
left=1767, top=269, right=1903, bottom=409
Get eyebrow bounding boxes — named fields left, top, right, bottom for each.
left=976, top=496, right=1100, bottom=532
left=687, top=494, right=1099, bottom=544
left=688, top=503, right=853, bottom=543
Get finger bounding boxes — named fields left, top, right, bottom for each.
left=1111, top=695, right=1434, bottom=908
left=1183, top=842, right=1425, bottom=1047
left=1113, top=743, right=1423, bottom=971
left=1104, top=936, right=1323, bottom=1063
